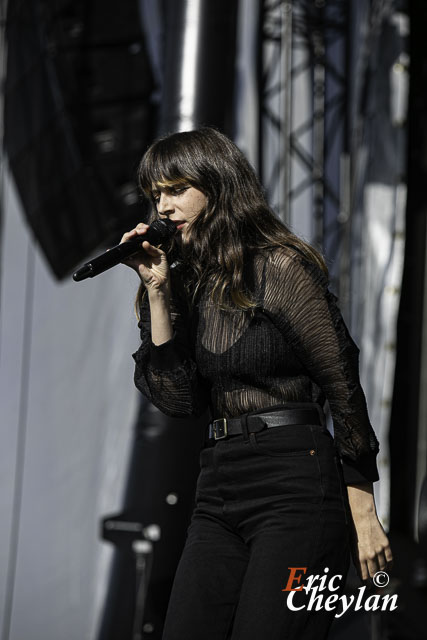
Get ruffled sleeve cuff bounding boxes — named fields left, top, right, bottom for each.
left=341, top=453, right=380, bottom=485
left=149, top=333, right=183, bottom=370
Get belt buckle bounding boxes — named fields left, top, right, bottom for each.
left=212, top=418, right=228, bottom=440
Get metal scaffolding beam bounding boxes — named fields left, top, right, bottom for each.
left=258, top=0, right=349, bottom=286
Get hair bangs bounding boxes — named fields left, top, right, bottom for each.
left=138, top=135, right=202, bottom=195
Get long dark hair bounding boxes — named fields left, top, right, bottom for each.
left=136, top=127, right=327, bottom=312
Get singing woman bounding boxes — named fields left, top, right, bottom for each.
left=121, top=127, right=392, bottom=639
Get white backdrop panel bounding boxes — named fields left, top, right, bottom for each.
left=0, top=170, right=140, bottom=640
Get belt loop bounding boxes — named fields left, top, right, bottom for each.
left=314, top=403, right=326, bottom=428
left=242, top=413, right=249, bottom=443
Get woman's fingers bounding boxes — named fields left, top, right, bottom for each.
left=376, top=550, right=387, bottom=572
left=349, top=518, right=393, bottom=582
left=120, top=223, right=149, bottom=244
left=120, top=230, right=134, bottom=243
left=385, top=545, right=393, bottom=571
left=359, top=560, right=369, bottom=582
left=366, top=554, right=380, bottom=579
left=141, top=240, right=163, bottom=256
left=119, top=223, right=170, bottom=292
left=356, top=543, right=393, bottom=582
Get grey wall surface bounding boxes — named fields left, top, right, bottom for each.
left=0, top=169, right=141, bottom=640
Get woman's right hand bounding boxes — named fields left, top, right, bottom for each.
left=120, top=223, right=170, bottom=296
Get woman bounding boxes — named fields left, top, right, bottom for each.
left=121, top=127, right=392, bottom=639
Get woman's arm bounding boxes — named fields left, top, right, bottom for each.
left=121, top=223, right=209, bottom=417
left=261, top=247, right=392, bottom=577
left=148, top=289, right=173, bottom=346
left=347, top=483, right=393, bottom=580
left=121, top=222, right=174, bottom=345
left=262, top=247, right=379, bottom=483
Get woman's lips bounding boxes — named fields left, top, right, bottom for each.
left=176, top=222, right=186, bottom=230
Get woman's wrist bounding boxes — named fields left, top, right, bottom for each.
left=347, top=483, right=376, bottom=518
left=147, top=289, right=173, bottom=345
left=147, top=284, right=171, bottom=305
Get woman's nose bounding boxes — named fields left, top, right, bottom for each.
left=157, top=192, right=173, bottom=215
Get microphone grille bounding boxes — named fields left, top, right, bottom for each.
left=150, top=218, right=177, bottom=240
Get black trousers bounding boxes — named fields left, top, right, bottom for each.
left=162, top=413, right=351, bottom=640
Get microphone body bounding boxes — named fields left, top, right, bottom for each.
left=73, top=219, right=177, bottom=282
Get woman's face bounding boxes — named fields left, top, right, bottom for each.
left=151, top=183, right=207, bottom=241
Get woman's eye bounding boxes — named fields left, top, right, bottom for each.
left=151, top=186, right=189, bottom=204
left=172, top=186, right=189, bottom=195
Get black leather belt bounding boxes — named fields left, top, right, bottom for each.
left=208, top=406, right=322, bottom=441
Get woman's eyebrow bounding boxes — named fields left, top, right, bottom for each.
left=151, top=183, right=188, bottom=198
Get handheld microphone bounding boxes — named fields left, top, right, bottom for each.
left=73, top=219, right=177, bottom=282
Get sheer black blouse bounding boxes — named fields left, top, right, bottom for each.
left=132, top=245, right=380, bottom=485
